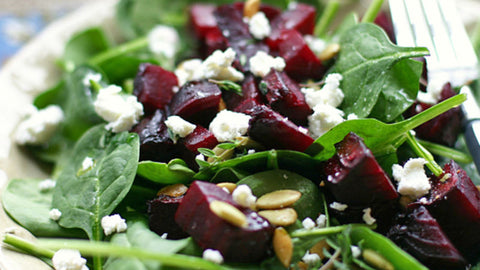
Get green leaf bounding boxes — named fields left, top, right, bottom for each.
left=137, top=159, right=195, bottom=185
left=2, top=178, right=85, bottom=238
left=52, top=125, right=139, bottom=240
left=98, top=56, right=158, bottom=85
left=63, top=27, right=111, bottom=69
left=208, top=79, right=242, bottom=95
left=333, top=23, right=429, bottom=118
left=198, top=148, right=216, bottom=158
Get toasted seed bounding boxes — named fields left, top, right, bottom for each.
left=256, top=189, right=302, bottom=210
left=216, top=182, right=237, bottom=193
left=398, top=195, right=414, bottom=209
left=476, top=185, right=480, bottom=192
left=318, top=43, right=340, bottom=61
left=157, top=184, right=188, bottom=197
left=218, top=98, right=227, bottom=111
left=273, top=227, right=293, bottom=268
left=210, top=200, right=248, bottom=228
left=258, top=208, right=297, bottom=226
left=309, top=239, right=329, bottom=260
left=362, top=249, right=394, bottom=270
left=244, top=0, right=260, bottom=18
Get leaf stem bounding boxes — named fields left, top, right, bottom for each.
left=291, top=224, right=365, bottom=238
left=361, top=0, right=384, bottom=23
left=406, top=132, right=443, bottom=177
left=314, top=0, right=340, bottom=37
left=3, top=234, right=55, bottom=259
left=38, top=239, right=228, bottom=270
left=418, top=139, right=473, bottom=164
left=88, top=36, right=148, bottom=66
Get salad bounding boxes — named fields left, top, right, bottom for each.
left=1, top=0, right=480, bottom=269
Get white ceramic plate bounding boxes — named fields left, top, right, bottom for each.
left=0, top=1, right=479, bottom=269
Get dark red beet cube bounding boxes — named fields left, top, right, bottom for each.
left=203, top=29, right=228, bottom=58
left=181, top=125, right=218, bottom=154
left=223, top=74, right=263, bottom=110
left=247, top=105, right=313, bottom=152
left=189, top=4, right=218, bottom=40
left=214, top=4, right=251, bottom=43
left=374, top=11, right=396, bottom=43
left=233, top=98, right=263, bottom=114
left=322, top=132, right=398, bottom=205
left=261, top=70, right=312, bottom=126
left=424, top=160, right=480, bottom=263
left=175, top=181, right=274, bottom=263
left=277, top=29, right=325, bottom=81
left=133, top=63, right=178, bottom=114
left=266, top=3, right=316, bottom=50
left=169, top=80, right=222, bottom=126
left=387, top=205, right=467, bottom=270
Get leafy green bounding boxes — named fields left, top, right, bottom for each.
left=137, top=159, right=195, bottom=185
left=52, top=125, right=139, bottom=240
left=2, top=178, right=85, bottom=238
left=98, top=56, right=158, bottom=85
left=333, top=23, right=428, bottom=119
left=62, top=27, right=111, bottom=70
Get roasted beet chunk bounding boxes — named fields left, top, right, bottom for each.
left=133, top=63, right=178, bottom=114
left=387, top=205, right=466, bottom=270
left=223, top=74, right=263, bottom=110
left=148, top=184, right=189, bottom=240
left=181, top=125, right=218, bottom=154
left=261, top=70, right=312, bottom=126
left=175, top=181, right=274, bottom=263
left=169, top=80, right=222, bottom=126
left=189, top=4, right=218, bottom=40
left=214, top=4, right=251, bottom=43
left=406, top=83, right=464, bottom=146
left=247, top=105, right=313, bottom=152
left=374, top=11, right=396, bottom=43
left=424, top=160, right=480, bottom=263
left=277, top=29, right=325, bottom=81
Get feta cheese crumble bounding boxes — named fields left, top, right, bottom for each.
left=362, top=208, right=376, bottom=225
left=93, top=85, right=144, bottom=133
left=316, top=214, right=327, bottom=228
left=232, top=184, right=257, bottom=209
left=38, top=179, right=56, bottom=192
left=147, top=25, right=180, bottom=58
left=247, top=12, right=271, bottom=40
left=329, top=201, right=348, bottom=211
left=209, top=110, right=251, bottom=142
left=351, top=246, right=362, bottom=258
left=301, top=73, right=344, bottom=108
left=82, top=72, right=102, bottom=87
left=174, top=59, right=204, bottom=86
left=392, top=158, right=431, bottom=199
left=101, top=214, right=127, bottom=236
left=249, top=51, right=286, bottom=77
left=49, top=208, right=62, bottom=221
left=308, top=104, right=345, bottom=138
left=417, top=79, right=446, bottom=104
left=202, top=249, right=224, bottom=264
left=81, top=157, right=94, bottom=171
left=52, top=249, right=89, bottom=270
left=302, top=251, right=321, bottom=265
left=304, top=35, right=327, bottom=56
left=302, top=217, right=316, bottom=230
left=15, top=105, right=64, bottom=145
left=165, top=115, right=196, bottom=141
left=202, top=48, right=244, bottom=82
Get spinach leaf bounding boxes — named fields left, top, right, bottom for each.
left=137, top=159, right=195, bottom=185
left=33, top=81, right=67, bottom=109
left=2, top=178, right=85, bottom=238
left=52, top=125, right=139, bottom=240
left=62, top=27, right=111, bottom=70
left=98, top=56, right=158, bottom=86
left=333, top=23, right=428, bottom=118
left=307, top=94, right=466, bottom=160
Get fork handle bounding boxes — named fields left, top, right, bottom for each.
left=464, top=120, right=480, bottom=175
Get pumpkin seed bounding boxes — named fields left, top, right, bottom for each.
left=256, top=189, right=302, bottom=209
left=216, top=182, right=237, bottom=193
left=273, top=227, right=293, bottom=268
left=209, top=200, right=248, bottom=228
left=244, top=0, right=260, bottom=18
left=156, top=184, right=188, bottom=197
left=258, top=208, right=297, bottom=226
left=362, top=249, right=394, bottom=270
left=318, top=43, right=340, bottom=61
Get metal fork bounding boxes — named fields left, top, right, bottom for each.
left=389, top=0, right=480, bottom=172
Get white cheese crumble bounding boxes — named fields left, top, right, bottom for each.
left=165, top=115, right=196, bottom=141
left=49, top=208, right=62, bottom=221
left=52, top=249, right=89, bottom=270
left=392, top=158, right=431, bottom=199
left=202, top=48, right=244, bottom=82
left=196, top=153, right=206, bottom=161
left=81, top=157, right=94, bottom=171
left=316, top=214, right=327, bottom=228
left=329, top=201, right=348, bottom=211
left=362, top=208, right=376, bottom=225
left=174, top=59, right=204, bottom=86
left=351, top=246, right=362, bottom=258
left=38, top=179, right=56, bottom=192
left=249, top=51, right=286, bottom=77
left=209, top=110, right=251, bottom=142
left=247, top=12, right=271, bottom=40
left=93, top=85, right=144, bottom=133
left=15, top=105, right=64, bottom=145
left=302, top=217, right=316, bottom=230
left=147, top=25, right=180, bottom=59
left=232, top=184, right=257, bottom=209
left=419, top=197, right=428, bottom=204
left=247, top=149, right=256, bottom=154
left=417, top=79, right=446, bottom=104
left=304, top=35, right=327, bottom=56
left=301, top=73, right=344, bottom=108
left=308, top=104, right=345, bottom=138
left=82, top=72, right=102, bottom=87
left=302, top=251, right=321, bottom=265
left=161, top=233, right=168, bottom=239
left=101, top=214, right=127, bottom=236
left=202, top=249, right=224, bottom=264
left=347, top=113, right=359, bottom=120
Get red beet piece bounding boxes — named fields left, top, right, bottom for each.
left=387, top=205, right=467, bottom=269
left=214, top=4, right=251, bottom=43
left=374, top=11, right=396, bottom=43
left=277, top=29, right=325, bottom=81
left=266, top=3, right=316, bottom=50
left=322, top=132, right=398, bottom=205
left=182, top=125, right=218, bottom=154
left=261, top=70, right=312, bottom=126
left=175, top=181, right=274, bottom=263
left=247, top=105, right=313, bottom=152
left=169, top=80, right=222, bottom=126
left=223, top=74, right=263, bottom=110
left=189, top=4, right=218, bottom=40
left=406, top=83, right=464, bottom=147
left=133, top=63, right=178, bottom=114
left=423, top=160, right=480, bottom=263
left=233, top=98, right=263, bottom=114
